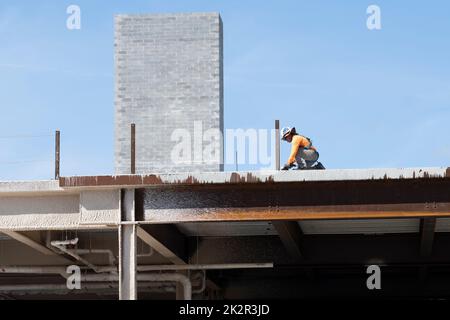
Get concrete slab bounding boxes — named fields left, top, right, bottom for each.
left=0, top=180, right=63, bottom=196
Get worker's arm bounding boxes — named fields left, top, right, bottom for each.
left=286, top=136, right=301, bottom=165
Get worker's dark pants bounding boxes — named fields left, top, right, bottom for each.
left=294, top=149, right=319, bottom=169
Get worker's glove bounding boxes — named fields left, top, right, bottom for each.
left=281, top=163, right=293, bottom=170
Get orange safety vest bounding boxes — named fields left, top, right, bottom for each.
left=295, top=135, right=317, bottom=152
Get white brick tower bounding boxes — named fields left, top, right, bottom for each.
left=114, top=13, right=224, bottom=174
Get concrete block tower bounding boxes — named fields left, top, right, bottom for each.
left=114, top=13, right=224, bottom=174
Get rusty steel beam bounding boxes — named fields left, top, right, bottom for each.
left=139, top=179, right=450, bottom=222
left=143, top=202, right=450, bottom=222
left=143, top=207, right=450, bottom=223
left=139, top=180, right=450, bottom=208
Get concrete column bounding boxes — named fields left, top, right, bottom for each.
left=119, top=189, right=137, bottom=300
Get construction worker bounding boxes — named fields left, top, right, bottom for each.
left=280, top=127, right=324, bottom=170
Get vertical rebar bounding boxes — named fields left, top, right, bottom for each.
left=55, top=130, right=60, bottom=179
left=131, top=124, right=136, bottom=174
left=275, top=120, right=280, bottom=170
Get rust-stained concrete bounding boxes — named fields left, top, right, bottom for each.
left=58, top=167, right=450, bottom=189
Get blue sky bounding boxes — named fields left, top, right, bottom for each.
left=1, top=0, right=450, bottom=180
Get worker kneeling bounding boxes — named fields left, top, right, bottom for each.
left=281, top=126, right=325, bottom=170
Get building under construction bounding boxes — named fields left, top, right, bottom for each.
left=1, top=13, right=450, bottom=300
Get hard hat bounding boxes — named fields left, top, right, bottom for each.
left=281, top=126, right=296, bottom=140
